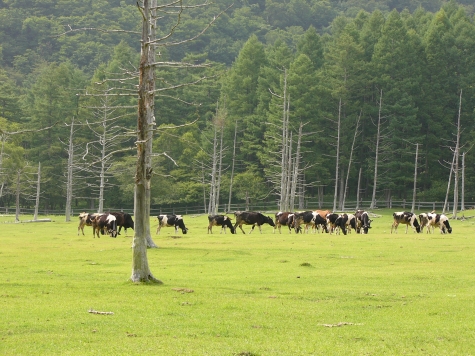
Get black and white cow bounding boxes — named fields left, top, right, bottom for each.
left=274, top=212, right=296, bottom=234
left=355, top=210, right=372, bottom=234
left=426, top=213, right=452, bottom=234
left=293, top=211, right=328, bottom=234
left=333, top=214, right=351, bottom=235
left=207, top=215, right=235, bottom=234
left=326, top=213, right=341, bottom=234
left=418, top=213, right=430, bottom=233
left=234, top=211, right=275, bottom=234
left=391, top=211, right=421, bottom=234
left=344, top=213, right=356, bottom=234
left=156, top=214, right=188, bottom=235
left=110, top=212, right=134, bottom=235
left=92, top=213, right=118, bottom=238
left=78, top=212, right=103, bottom=236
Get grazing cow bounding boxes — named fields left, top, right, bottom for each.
left=77, top=212, right=103, bottom=236
left=92, top=213, right=118, bottom=238
left=326, top=213, right=341, bottom=234
left=274, top=212, right=296, bottom=234
left=333, top=214, right=350, bottom=235
left=418, top=213, right=430, bottom=233
left=234, top=211, right=275, bottom=234
left=156, top=214, right=188, bottom=235
left=110, top=212, right=134, bottom=235
left=293, top=211, right=328, bottom=234
left=391, top=211, right=421, bottom=234
left=207, top=215, right=235, bottom=234
left=345, top=214, right=356, bottom=234
left=355, top=210, right=372, bottom=234
left=426, top=213, right=452, bottom=234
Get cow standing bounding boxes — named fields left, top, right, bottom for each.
left=92, top=213, right=118, bottom=238
left=355, top=210, right=372, bottom=234
left=326, top=213, right=341, bottom=234
left=110, top=212, right=134, bottom=235
left=345, top=213, right=356, bottom=234
left=156, top=214, right=188, bottom=234
left=274, top=212, right=295, bottom=234
left=391, top=211, right=421, bottom=234
left=77, top=212, right=103, bottom=236
left=426, top=213, right=452, bottom=234
left=234, top=211, right=275, bottom=234
left=207, top=215, right=235, bottom=234
left=418, top=213, right=430, bottom=233
left=293, top=211, right=327, bottom=234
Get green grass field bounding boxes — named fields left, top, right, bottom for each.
left=1, top=210, right=475, bottom=355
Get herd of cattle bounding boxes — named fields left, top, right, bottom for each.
left=77, top=209, right=453, bottom=238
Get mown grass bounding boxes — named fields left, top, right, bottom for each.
left=1, top=210, right=475, bottom=355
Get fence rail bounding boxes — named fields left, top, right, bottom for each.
left=1, top=200, right=471, bottom=218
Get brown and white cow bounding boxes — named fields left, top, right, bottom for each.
left=78, top=212, right=103, bottom=236
left=92, top=213, right=118, bottom=238
left=293, top=211, right=328, bottom=234
left=274, top=212, right=296, bottom=234
left=391, top=211, right=421, bottom=234
left=207, top=215, right=235, bottom=234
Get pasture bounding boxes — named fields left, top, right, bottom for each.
left=1, top=210, right=475, bottom=355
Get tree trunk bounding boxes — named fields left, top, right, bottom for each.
left=443, top=153, right=455, bottom=214
left=279, top=69, right=289, bottom=211
left=227, top=120, right=238, bottom=212
left=452, top=90, right=462, bottom=218
left=356, top=167, right=362, bottom=210
left=461, top=151, right=465, bottom=211
left=65, top=119, right=74, bottom=222
left=370, top=90, right=383, bottom=210
left=411, top=143, right=419, bottom=213
left=131, top=0, right=161, bottom=283
left=342, top=112, right=360, bottom=212
left=15, top=169, right=20, bottom=222
left=332, top=98, right=341, bottom=212
left=34, top=162, right=41, bottom=220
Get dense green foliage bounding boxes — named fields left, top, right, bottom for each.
left=0, top=0, right=474, bottom=210
left=1, top=212, right=475, bottom=354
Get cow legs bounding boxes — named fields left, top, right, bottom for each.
left=236, top=224, right=246, bottom=234
left=391, top=221, right=398, bottom=234
left=156, top=225, right=161, bottom=235
left=207, top=224, right=212, bottom=234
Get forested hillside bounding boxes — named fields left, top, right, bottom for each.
left=1, top=0, right=474, bottom=212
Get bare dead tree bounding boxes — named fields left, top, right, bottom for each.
left=411, top=143, right=419, bottom=213
left=33, top=162, right=41, bottom=220
left=341, top=111, right=361, bottom=211
left=0, top=131, right=7, bottom=200
left=81, top=94, right=135, bottom=213
left=332, top=98, right=342, bottom=212
left=452, top=90, right=462, bottom=218
left=207, top=102, right=227, bottom=215
left=227, top=120, right=238, bottom=212
left=370, top=89, right=386, bottom=210
left=130, top=0, right=230, bottom=282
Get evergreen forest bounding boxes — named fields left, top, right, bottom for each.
left=1, top=0, right=475, bottom=212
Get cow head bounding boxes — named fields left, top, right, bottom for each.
left=266, top=216, right=276, bottom=227
left=79, top=212, right=88, bottom=220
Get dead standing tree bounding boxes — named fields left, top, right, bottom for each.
left=369, top=89, right=391, bottom=210
left=60, top=1, right=230, bottom=281
left=131, top=0, right=231, bottom=282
